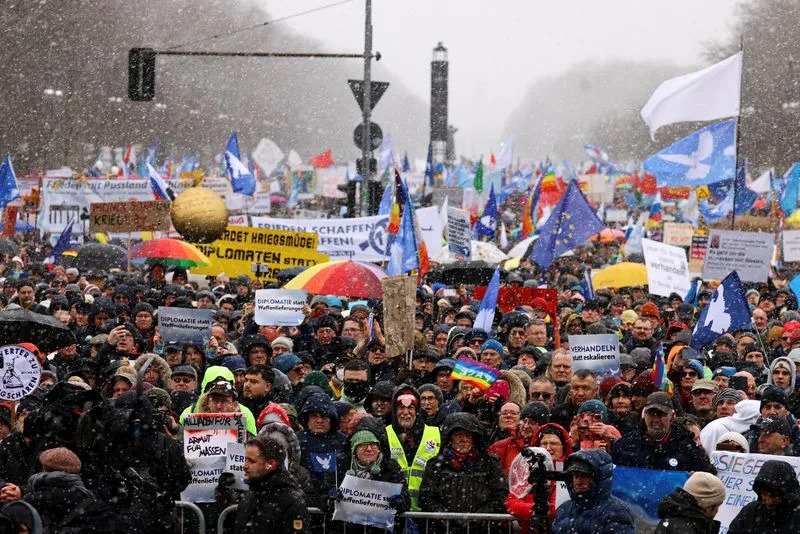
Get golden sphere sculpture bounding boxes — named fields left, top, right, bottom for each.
left=170, top=188, right=229, bottom=243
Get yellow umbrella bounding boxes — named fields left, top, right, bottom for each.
left=592, top=262, right=648, bottom=289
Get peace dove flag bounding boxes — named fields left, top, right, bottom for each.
left=641, top=52, right=742, bottom=140
left=689, top=271, right=751, bottom=349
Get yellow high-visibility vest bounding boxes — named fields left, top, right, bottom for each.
left=386, top=424, right=441, bottom=511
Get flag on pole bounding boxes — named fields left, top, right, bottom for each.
left=473, top=184, right=498, bottom=241
left=225, top=133, right=256, bottom=196
left=641, top=51, right=742, bottom=139
left=474, top=268, right=500, bottom=332
left=309, top=149, right=335, bottom=168
left=780, top=163, right=800, bottom=216
left=377, top=182, right=393, bottom=216
left=147, top=163, right=174, bottom=201
left=402, top=151, right=411, bottom=173
left=496, top=138, right=514, bottom=170
left=474, top=158, right=484, bottom=192
left=386, top=171, right=420, bottom=276
left=424, top=143, right=434, bottom=185
left=44, top=218, right=74, bottom=265
left=0, top=155, right=20, bottom=207
left=582, top=269, right=595, bottom=300
left=689, top=271, right=751, bottom=349
left=651, top=342, right=673, bottom=396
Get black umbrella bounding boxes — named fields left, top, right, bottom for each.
left=0, top=307, right=77, bottom=352
left=74, top=243, right=128, bottom=271
left=426, top=261, right=506, bottom=286
left=276, top=267, right=307, bottom=285
left=0, top=239, right=19, bottom=257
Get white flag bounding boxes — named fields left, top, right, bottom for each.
left=499, top=221, right=508, bottom=249
left=749, top=168, right=773, bottom=194
left=251, top=138, right=284, bottom=177
left=495, top=137, right=514, bottom=170
left=641, top=52, right=742, bottom=140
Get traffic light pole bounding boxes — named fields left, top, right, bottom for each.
left=359, top=0, right=373, bottom=216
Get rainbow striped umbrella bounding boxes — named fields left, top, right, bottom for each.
left=129, top=238, right=211, bottom=268
left=283, top=260, right=386, bottom=298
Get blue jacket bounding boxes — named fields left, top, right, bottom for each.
left=552, top=449, right=635, bottom=534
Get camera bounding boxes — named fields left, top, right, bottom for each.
left=519, top=449, right=571, bottom=534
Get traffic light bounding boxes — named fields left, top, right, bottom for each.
left=337, top=182, right=357, bottom=218
left=128, top=48, right=156, bottom=101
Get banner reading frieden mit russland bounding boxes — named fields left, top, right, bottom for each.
left=251, top=215, right=390, bottom=262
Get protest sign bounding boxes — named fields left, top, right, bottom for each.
left=604, top=208, right=628, bottom=223
left=254, top=289, right=308, bottom=326
left=181, top=413, right=247, bottom=502
left=612, top=466, right=689, bottom=526
left=641, top=238, right=691, bottom=297
left=710, top=451, right=800, bottom=532
left=472, top=287, right=558, bottom=320
left=415, top=206, right=444, bottom=259
left=0, top=345, right=41, bottom=401
left=688, top=234, right=708, bottom=276
left=662, top=222, right=695, bottom=247
left=332, top=474, right=402, bottom=531
left=447, top=207, right=471, bottom=260
left=381, top=275, right=416, bottom=358
left=783, top=229, right=800, bottom=262
left=567, top=334, right=620, bottom=376
left=89, top=200, right=171, bottom=233
left=192, top=226, right=327, bottom=282
left=224, top=441, right=247, bottom=491
left=702, top=230, right=774, bottom=282
left=158, top=307, right=214, bottom=346
left=250, top=215, right=389, bottom=262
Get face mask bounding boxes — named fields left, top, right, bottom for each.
left=344, top=380, right=370, bottom=402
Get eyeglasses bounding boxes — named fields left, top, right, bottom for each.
left=682, top=371, right=698, bottom=377
left=420, top=396, right=437, bottom=403
left=173, top=376, right=194, bottom=384
left=530, top=391, right=553, bottom=400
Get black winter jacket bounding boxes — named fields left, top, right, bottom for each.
left=654, top=488, right=720, bottom=534
left=24, top=471, right=95, bottom=532
left=611, top=422, right=713, bottom=472
left=728, top=459, right=800, bottom=534
left=234, top=469, right=310, bottom=534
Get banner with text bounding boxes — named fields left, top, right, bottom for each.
left=689, top=234, right=708, bottom=276
left=251, top=215, right=389, bottom=262
left=89, top=200, right=171, bottom=233
left=642, top=238, right=691, bottom=297
left=415, top=206, right=444, bottom=259
left=662, top=222, right=695, bottom=247
left=332, top=474, right=402, bottom=531
left=702, top=230, right=774, bottom=283
left=254, top=289, right=308, bottom=326
left=158, top=307, right=214, bottom=346
left=181, top=413, right=247, bottom=502
left=447, top=207, right=472, bottom=260
left=568, top=333, right=620, bottom=376
left=192, top=226, right=327, bottom=282
left=783, top=229, right=800, bottom=263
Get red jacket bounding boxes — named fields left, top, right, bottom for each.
left=488, top=429, right=535, bottom=475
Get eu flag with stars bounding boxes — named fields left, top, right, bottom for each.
left=531, top=180, right=605, bottom=270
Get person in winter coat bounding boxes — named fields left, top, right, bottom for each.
left=612, top=392, right=713, bottom=472
left=234, top=435, right=310, bottom=534
left=505, top=447, right=558, bottom=534
left=552, top=449, right=635, bottom=534
left=655, top=471, right=726, bottom=534
left=332, top=416, right=410, bottom=534
left=134, top=353, right=172, bottom=391
left=418, top=412, right=507, bottom=534
left=728, top=459, right=800, bottom=533
left=178, top=366, right=258, bottom=435
left=257, top=422, right=319, bottom=508
left=768, top=357, right=796, bottom=396
left=489, top=401, right=551, bottom=475
left=296, top=392, right=347, bottom=512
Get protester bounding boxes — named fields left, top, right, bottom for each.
left=655, top=471, right=726, bottom=534
left=728, top=459, right=800, bottom=532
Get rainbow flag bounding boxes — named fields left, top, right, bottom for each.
left=651, top=342, right=673, bottom=396
left=521, top=189, right=534, bottom=238
left=451, top=356, right=499, bottom=391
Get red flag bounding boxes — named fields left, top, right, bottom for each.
left=636, top=171, right=658, bottom=195
left=490, top=152, right=496, bottom=168
left=309, top=149, right=334, bottom=168
left=1, top=207, right=18, bottom=238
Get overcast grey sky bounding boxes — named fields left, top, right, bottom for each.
left=258, top=0, right=741, bottom=158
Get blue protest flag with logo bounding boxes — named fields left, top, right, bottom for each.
left=225, top=132, right=256, bottom=196
left=474, top=268, right=500, bottom=333
left=473, top=184, right=498, bottom=241
left=780, top=162, right=800, bottom=216
left=0, top=155, right=19, bottom=207
left=689, top=271, right=751, bottom=349
left=310, top=451, right=337, bottom=473
left=643, top=118, right=737, bottom=187
left=531, top=180, right=605, bottom=271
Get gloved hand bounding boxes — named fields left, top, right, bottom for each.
left=387, top=494, right=405, bottom=510
left=327, top=488, right=344, bottom=502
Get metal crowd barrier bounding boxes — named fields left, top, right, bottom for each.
left=174, top=500, right=206, bottom=534
left=216, top=505, right=517, bottom=534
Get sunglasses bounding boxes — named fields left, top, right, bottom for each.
left=682, top=371, right=698, bottom=377
left=530, top=391, right=553, bottom=400
left=173, top=376, right=194, bottom=384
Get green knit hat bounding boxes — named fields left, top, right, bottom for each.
left=350, top=429, right=379, bottom=453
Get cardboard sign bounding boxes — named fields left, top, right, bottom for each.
left=158, top=307, right=214, bottom=346
left=710, top=451, right=800, bottom=532
left=641, top=238, right=691, bottom=298
left=662, top=222, right=695, bottom=247
left=702, top=230, right=774, bottom=283
left=447, top=207, right=472, bottom=260
left=0, top=345, right=41, bottom=401
left=783, top=229, right=800, bottom=262
left=332, top=474, right=402, bottom=531
left=254, top=289, right=308, bottom=326
left=688, top=234, right=708, bottom=276
left=89, top=200, right=171, bottom=233
left=181, top=413, right=247, bottom=503
left=567, top=334, right=620, bottom=376
left=381, top=275, right=416, bottom=358
left=192, top=226, right=327, bottom=281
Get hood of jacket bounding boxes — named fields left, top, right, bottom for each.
left=441, top=412, right=487, bottom=452
left=657, top=488, right=711, bottom=524
left=201, top=365, right=235, bottom=391
left=768, top=357, right=796, bottom=395
left=299, top=392, right=339, bottom=429
left=563, top=448, right=613, bottom=507
left=258, top=422, right=301, bottom=465
left=533, top=422, right=574, bottom=461
left=27, top=471, right=92, bottom=495
left=133, top=353, right=172, bottom=389
left=753, top=459, right=800, bottom=498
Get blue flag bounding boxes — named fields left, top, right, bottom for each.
left=386, top=181, right=419, bottom=276
left=780, top=162, right=800, bottom=216
left=684, top=278, right=701, bottom=308
left=225, top=133, right=256, bottom=196
left=377, top=182, right=393, bottom=216
left=0, top=155, right=19, bottom=207
left=698, top=191, right=733, bottom=223
left=689, top=271, right=751, bottom=349
left=531, top=180, right=605, bottom=270
left=581, top=268, right=595, bottom=300
left=790, top=273, right=800, bottom=304
left=44, top=218, right=74, bottom=265
left=474, top=268, right=500, bottom=332
left=309, top=451, right=336, bottom=473
left=402, top=151, right=411, bottom=173
left=473, top=184, right=498, bottom=241
left=733, top=160, right=757, bottom=215
left=643, top=118, right=737, bottom=187
left=424, top=143, right=434, bottom=185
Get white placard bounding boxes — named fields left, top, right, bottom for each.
left=254, top=289, right=308, bottom=326
left=158, top=307, right=214, bottom=346
left=604, top=208, right=628, bottom=223
left=642, top=238, right=691, bottom=297
left=702, top=230, right=774, bottom=283
left=224, top=441, right=247, bottom=491
left=332, top=474, right=402, bottom=530
left=783, top=229, right=800, bottom=262
left=447, top=207, right=472, bottom=260
left=415, top=206, right=444, bottom=259
left=662, top=222, right=695, bottom=247
left=567, top=334, right=620, bottom=377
